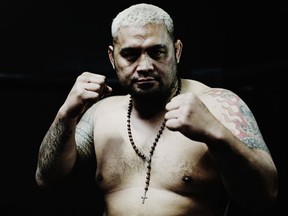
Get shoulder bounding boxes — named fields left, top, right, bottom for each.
left=182, top=79, right=247, bottom=120
left=75, top=95, right=130, bottom=158
left=200, top=87, right=271, bottom=153
left=199, top=87, right=265, bottom=142
left=90, top=94, right=130, bottom=115
left=181, top=78, right=210, bottom=94
left=201, top=87, right=241, bottom=102
left=198, top=87, right=249, bottom=128
left=199, top=87, right=246, bottom=112
left=181, top=78, right=239, bottom=99
left=77, top=94, right=129, bottom=133
left=180, top=78, right=244, bottom=105
left=79, top=94, right=130, bottom=127
left=183, top=78, right=257, bottom=130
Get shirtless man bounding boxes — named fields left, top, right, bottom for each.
left=35, top=3, right=278, bottom=215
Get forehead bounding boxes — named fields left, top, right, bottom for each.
left=114, top=23, right=172, bottom=48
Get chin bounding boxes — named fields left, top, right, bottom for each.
left=132, top=89, right=165, bottom=100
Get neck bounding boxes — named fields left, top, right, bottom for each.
left=132, top=97, right=168, bottom=118
left=131, top=78, right=181, bottom=118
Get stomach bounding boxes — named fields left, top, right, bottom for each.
left=102, top=186, right=226, bottom=216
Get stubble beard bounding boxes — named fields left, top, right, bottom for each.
left=129, top=75, right=178, bottom=105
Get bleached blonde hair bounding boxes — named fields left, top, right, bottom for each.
left=111, top=3, right=174, bottom=42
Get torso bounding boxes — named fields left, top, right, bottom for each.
left=92, top=79, right=229, bottom=216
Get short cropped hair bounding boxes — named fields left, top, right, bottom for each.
left=111, top=3, right=174, bottom=41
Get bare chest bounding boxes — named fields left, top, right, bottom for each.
left=94, top=126, right=222, bottom=196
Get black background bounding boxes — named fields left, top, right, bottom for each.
left=1, top=0, right=287, bottom=215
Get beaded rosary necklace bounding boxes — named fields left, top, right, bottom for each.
left=127, top=78, right=182, bottom=204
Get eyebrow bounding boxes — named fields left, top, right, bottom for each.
left=120, top=44, right=167, bottom=53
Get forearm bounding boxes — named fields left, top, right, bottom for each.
left=35, top=112, right=78, bottom=187
left=35, top=72, right=109, bottom=187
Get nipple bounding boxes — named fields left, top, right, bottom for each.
left=182, top=175, right=192, bottom=183
left=97, top=174, right=103, bottom=181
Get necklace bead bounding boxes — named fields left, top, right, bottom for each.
left=127, top=78, right=182, bottom=204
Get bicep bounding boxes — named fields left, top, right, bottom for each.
left=236, top=101, right=270, bottom=154
left=205, top=89, right=271, bottom=154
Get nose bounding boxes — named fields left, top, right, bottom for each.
left=136, top=54, right=154, bottom=71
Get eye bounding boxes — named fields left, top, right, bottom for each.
left=120, top=49, right=140, bottom=62
left=148, top=46, right=167, bottom=60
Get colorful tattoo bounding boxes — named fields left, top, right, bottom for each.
left=207, top=89, right=270, bottom=153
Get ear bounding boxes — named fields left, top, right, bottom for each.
left=108, top=45, right=115, bottom=69
left=174, top=40, right=183, bottom=64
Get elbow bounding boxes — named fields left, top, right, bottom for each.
left=266, top=172, right=279, bottom=209
left=35, top=169, right=51, bottom=188
left=233, top=165, right=279, bottom=214
left=35, top=173, right=46, bottom=188
left=247, top=170, right=279, bottom=214
left=253, top=190, right=278, bottom=215
left=252, top=152, right=279, bottom=213
left=239, top=189, right=278, bottom=215
left=262, top=164, right=279, bottom=209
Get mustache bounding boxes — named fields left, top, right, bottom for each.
left=131, top=75, right=160, bottom=83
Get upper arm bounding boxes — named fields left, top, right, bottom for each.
left=74, top=105, right=96, bottom=175
left=204, top=88, right=270, bottom=154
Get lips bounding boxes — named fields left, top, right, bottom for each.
left=134, top=78, right=156, bottom=89
left=135, top=78, right=155, bottom=83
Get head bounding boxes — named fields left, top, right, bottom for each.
left=108, top=3, right=183, bottom=100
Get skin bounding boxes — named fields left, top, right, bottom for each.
left=35, top=23, right=278, bottom=216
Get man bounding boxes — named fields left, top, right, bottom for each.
left=35, top=3, right=278, bottom=216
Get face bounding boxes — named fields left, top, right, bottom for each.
left=108, top=23, right=183, bottom=99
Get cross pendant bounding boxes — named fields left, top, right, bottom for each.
left=141, top=191, right=148, bottom=204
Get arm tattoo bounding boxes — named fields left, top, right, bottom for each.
left=76, top=119, right=95, bottom=162
left=38, top=118, right=73, bottom=179
left=207, top=89, right=270, bottom=154
left=75, top=106, right=96, bottom=167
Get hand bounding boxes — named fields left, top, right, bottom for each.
left=60, top=72, right=113, bottom=119
left=165, top=93, right=221, bottom=143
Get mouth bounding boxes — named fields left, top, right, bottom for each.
left=134, top=78, right=157, bottom=89
left=135, top=77, right=155, bottom=83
